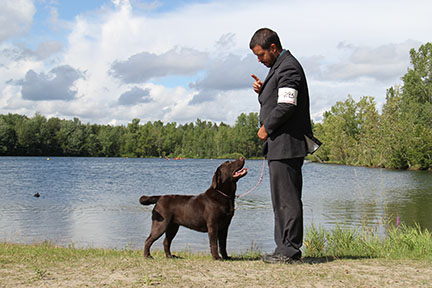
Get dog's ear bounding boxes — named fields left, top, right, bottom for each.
left=211, top=167, right=220, bottom=189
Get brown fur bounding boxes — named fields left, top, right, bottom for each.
left=139, top=157, right=247, bottom=260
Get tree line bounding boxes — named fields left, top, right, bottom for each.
left=0, top=112, right=262, bottom=159
left=313, top=43, right=432, bottom=170
left=1, top=43, right=431, bottom=169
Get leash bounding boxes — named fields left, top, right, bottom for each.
left=236, top=158, right=266, bottom=199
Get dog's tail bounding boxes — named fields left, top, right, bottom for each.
left=139, top=195, right=161, bottom=205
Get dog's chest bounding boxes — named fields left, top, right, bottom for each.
left=215, top=202, right=235, bottom=222
left=224, top=202, right=235, bottom=217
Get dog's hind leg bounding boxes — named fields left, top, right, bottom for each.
left=144, top=229, right=164, bottom=258
left=163, top=222, right=180, bottom=258
left=144, top=214, right=169, bottom=258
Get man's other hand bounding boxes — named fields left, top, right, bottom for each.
left=258, top=125, right=268, bottom=141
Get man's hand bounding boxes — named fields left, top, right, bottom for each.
left=257, top=125, right=268, bottom=141
left=251, top=74, right=263, bottom=94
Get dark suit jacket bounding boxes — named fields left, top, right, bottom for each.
left=258, top=50, right=313, bottom=160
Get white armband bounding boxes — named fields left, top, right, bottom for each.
left=278, top=87, right=298, bottom=105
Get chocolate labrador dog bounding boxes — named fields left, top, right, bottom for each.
left=139, top=157, right=247, bottom=260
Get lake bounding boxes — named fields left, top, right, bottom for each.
left=1, top=157, right=431, bottom=254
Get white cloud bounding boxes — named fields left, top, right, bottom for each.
left=324, top=40, right=420, bottom=82
left=19, top=65, right=84, bottom=101
left=189, top=54, right=267, bottom=104
left=1, top=41, right=63, bottom=61
left=0, top=0, right=35, bottom=43
left=192, top=54, right=264, bottom=91
left=118, top=86, right=152, bottom=105
left=1, top=0, right=431, bottom=125
left=110, top=47, right=208, bottom=83
left=215, top=33, right=236, bottom=50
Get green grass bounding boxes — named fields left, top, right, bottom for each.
left=2, top=223, right=431, bottom=263
left=2, top=223, right=430, bottom=265
left=303, top=223, right=432, bottom=260
left=1, top=225, right=432, bottom=287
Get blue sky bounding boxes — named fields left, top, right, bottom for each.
left=1, top=0, right=431, bottom=125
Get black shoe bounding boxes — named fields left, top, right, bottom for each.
left=262, top=253, right=302, bottom=264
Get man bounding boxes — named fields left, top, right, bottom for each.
left=249, top=28, right=320, bottom=263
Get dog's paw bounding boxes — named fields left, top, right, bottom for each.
left=168, top=254, right=182, bottom=259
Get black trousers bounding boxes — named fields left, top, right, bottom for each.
left=268, top=157, right=304, bottom=258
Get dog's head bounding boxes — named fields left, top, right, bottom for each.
left=211, top=157, right=247, bottom=192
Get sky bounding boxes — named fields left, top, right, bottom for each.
left=1, top=0, right=431, bottom=126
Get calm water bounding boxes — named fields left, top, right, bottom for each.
left=1, top=157, right=431, bottom=254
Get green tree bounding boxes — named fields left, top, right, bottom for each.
left=152, top=120, right=164, bottom=157
left=40, top=117, right=62, bottom=155
left=402, top=43, right=432, bottom=107
left=232, top=112, right=260, bottom=158
left=214, top=123, right=232, bottom=157
left=314, top=96, right=358, bottom=164
left=355, top=96, right=383, bottom=167
left=398, top=43, right=432, bottom=169
left=179, top=123, right=195, bottom=157
left=97, top=125, right=122, bottom=157
left=380, top=86, right=413, bottom=168
left=123, top=118, right=141, bottom=157
left=392, top=43, right=432, bottom=169
left=57, top=118, right=87, bottom=156
left=15, top=113, right=47, bottom=155
left=0, top=116, right=16, bottom=155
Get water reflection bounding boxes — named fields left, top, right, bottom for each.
left=305, top=163, right=432, bottom=234
left=0, top=157, right=431, bottom=254
left=386, top=186, right=432, bottom=229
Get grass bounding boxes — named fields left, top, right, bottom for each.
left=1, top=224, right=431, bottom=287
left=303, top=223, right=432, bottom=260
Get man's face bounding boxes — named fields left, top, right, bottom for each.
left=252, top=44, right=278, bottom=68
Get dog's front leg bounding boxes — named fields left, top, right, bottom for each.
left=218, top=227, right=230, bottom=260
left=207, top=226, right=221, bottom=260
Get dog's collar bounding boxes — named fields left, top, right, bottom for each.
left=215, top=189, right=234, bottom=199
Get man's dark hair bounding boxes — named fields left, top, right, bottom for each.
left=249, top=28, right=282, bottom=51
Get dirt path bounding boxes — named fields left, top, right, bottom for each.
left=1, top=255, right=431, bottom=287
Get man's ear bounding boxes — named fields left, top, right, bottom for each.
left=270, top=43, right=278, bottom=53
left=211, top=168, right=220, bottom=189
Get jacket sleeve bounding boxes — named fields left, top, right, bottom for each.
left=263, top=63, right=301, bottom=135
